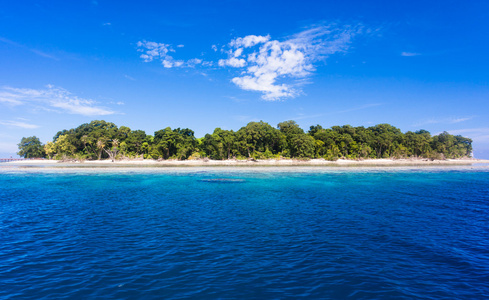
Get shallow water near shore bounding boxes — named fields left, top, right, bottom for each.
left=1, top=169, right=489, bottom=299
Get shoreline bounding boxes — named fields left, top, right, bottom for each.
left=3, top=158, right=489, bottom=169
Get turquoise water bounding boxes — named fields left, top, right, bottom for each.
left=1, top=168, right=489, bottom=299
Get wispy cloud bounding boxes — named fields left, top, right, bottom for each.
left=137, top=40, right=203, bottom=68
left=0, top=85, right=116, bottom=116
left=401, top=52, right=421, bottom=57
left=451, top=117, right=473, bottom=123
left=447, top=128, right=489, bottom=143
left=218, top=24, right=363, bottom=100
left=413, top=116, right=474, bottom=127
left=0, top=36, right=58, bottom=60
left=0, top=120, right=40, bottom=129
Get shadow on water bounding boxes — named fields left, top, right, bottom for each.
left=199, top=178, right=246, bottom=183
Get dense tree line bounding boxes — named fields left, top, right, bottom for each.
left=17, top=120, right=473, bottom=160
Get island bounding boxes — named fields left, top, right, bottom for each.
left=15, top=120, right=478, bottom=166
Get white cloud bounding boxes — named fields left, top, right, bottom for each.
left=451, top=117, right=473, bottom=123
left=50, top=100, right=111, bottom=115
left=137, top=40, right=205, bottom=68
left=401, top=52, right=421, bottom=57
left=449, top=128, right=489, bottom=135
left=0, top=85, right=116, bottom=116
left=201, top=61, right=214, bottom=67
left=447, top=128, right=489, bottom=143
left=414, top=116, right=474, bottom=127
left=186, top=58, right=203, bottom=67
left=137, top=40, right=173, bottom=62
left=162, top=58, right=185, bottom=68
left=0, top=91, right=24, bottom=105
left=218, top=57, right=246, bottom=67
left=136, top=24, right=361, bottom=99
left=219, top=24, right=361, bottom=100
left=0, top=120, right=40, bottom=129
left=229, top=35, right=270, bottom=48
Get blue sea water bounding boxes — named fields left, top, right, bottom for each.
left=1, top=167, right=489, bottom=299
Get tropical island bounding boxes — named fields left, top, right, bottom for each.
left=14, top=120, right=478, bottom=166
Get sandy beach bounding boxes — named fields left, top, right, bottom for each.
left=3, top=157, right=489, bottom=168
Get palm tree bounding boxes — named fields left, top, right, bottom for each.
left=96, top=139, right=105, bottom=160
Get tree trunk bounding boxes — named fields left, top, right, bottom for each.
left=103, top=148, right=118, bottom=162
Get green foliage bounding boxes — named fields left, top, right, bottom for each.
left=54, top=134, right=77, bottom=158
left=237, top=121, right=285, bottom=158
left=17, top=136, right=45, bottom=158
left=20, top=120, right=473, bottom=161
left=202, top=128, right=237, bottom=160
left=153, top=127, right=197, bottom=160
left=308, top=124, right=323, bottom=136
left=289, top=134, right=315, bottom=158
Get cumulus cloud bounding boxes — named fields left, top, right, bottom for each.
left=218, top=57, right=246, bottom=67
left=135, top=23, right=362, bottom=99
left=0, top=85, right=116, bottom=116
left=229, top=35, right=271, bottom=48
left=219, top=24, right=361, bottom=100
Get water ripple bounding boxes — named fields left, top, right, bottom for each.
left=0, top=171, right=488, bottom=299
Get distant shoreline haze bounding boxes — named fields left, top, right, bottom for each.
left=16, top=120, right=473, bottom=161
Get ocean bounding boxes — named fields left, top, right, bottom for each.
left=1, top=167, right=488, bottom=299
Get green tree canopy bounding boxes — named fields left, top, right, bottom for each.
left=19, top=120, right=473, bottom=161
left=17, top=136, right=45, bottom=158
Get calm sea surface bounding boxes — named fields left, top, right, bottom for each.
left=1, top=167, right=489, bottom=299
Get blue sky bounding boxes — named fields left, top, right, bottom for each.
left=1, top=0, right=489, bottom=158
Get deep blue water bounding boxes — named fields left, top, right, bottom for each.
left=1, top=168, right=489, bottom=299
